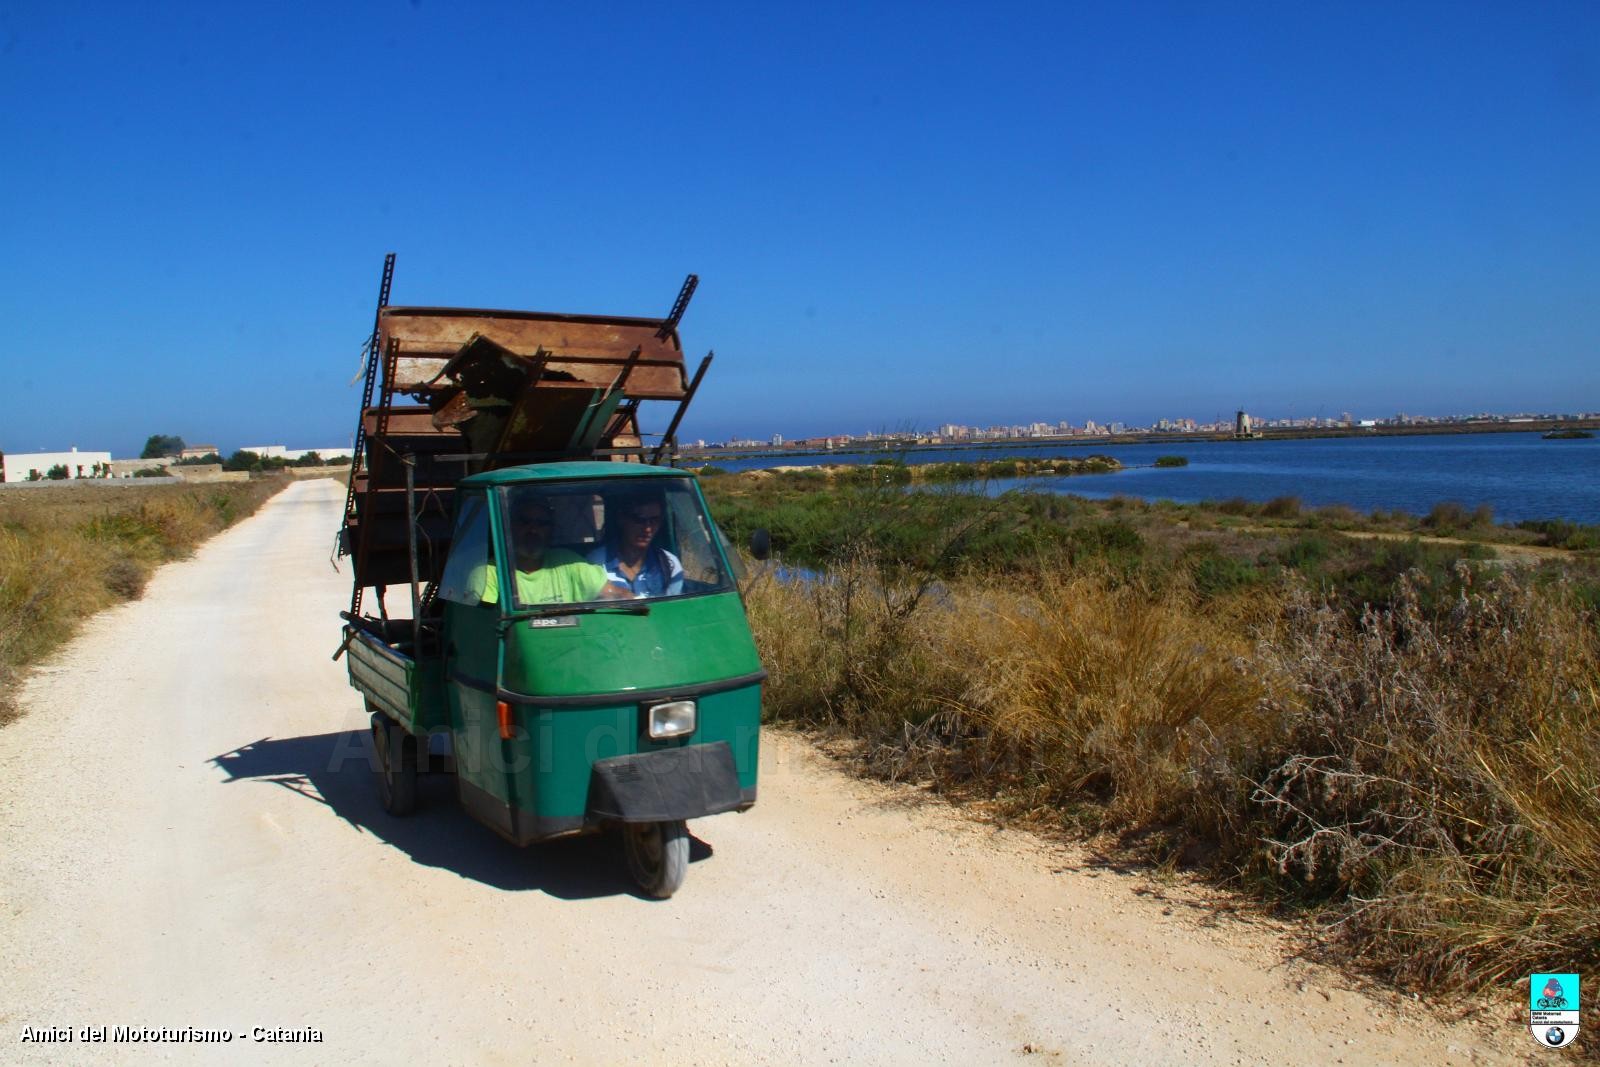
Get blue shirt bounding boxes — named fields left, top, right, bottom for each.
left=587, top=544, right=685, bottom=597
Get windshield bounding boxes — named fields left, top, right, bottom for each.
left=498, top=478, right=735, bottom=610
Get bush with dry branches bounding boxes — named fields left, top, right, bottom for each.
left=1249, top=566, right=1600, bottom=992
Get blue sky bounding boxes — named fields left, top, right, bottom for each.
left=1, top=1, right=1596, bottom=455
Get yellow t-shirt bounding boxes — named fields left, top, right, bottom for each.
left=477, top=549, right=608, bottom=606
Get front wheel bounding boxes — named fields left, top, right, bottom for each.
left=622, top=820, right=688, bottom=898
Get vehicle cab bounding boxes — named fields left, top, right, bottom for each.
left=435, top=462, right=763, bottom=892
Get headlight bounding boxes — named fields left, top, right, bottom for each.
left=647, top=700, right=696, bottom=739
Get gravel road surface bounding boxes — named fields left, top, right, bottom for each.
left=1, top=480, right=1532, bottom=1064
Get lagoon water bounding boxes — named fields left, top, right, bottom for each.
left=707, top=432, right=1600, bottom=524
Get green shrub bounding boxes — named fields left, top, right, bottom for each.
left=1065, top=520, right=1145, bottom=573
left=1184, top=545, right=1260, bottom=599
left=837, top=463, right=911, bottom=487
left=1516, top=518, right=1600, bottom=551
left=921, top=462, right=979, bottom=482
left=1278, top=533, right=1334, bottom=572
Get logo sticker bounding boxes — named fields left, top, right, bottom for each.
left=1529, top=973, right=1579, bottom=1048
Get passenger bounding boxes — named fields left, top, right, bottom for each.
left=480, top=499, right=627, bottom=605
left=588, top=492, right=684, bottom=598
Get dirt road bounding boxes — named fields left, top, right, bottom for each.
left=1226, top=522, right=1572, bottom=566
left=1, top=480, right=1533, bottom=1064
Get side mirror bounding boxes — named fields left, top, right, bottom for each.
left=749, top=528, right=772, bottom=561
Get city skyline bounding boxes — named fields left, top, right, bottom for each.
left=7, top=402, right=1600, bottom=464
left=700, top=404, right=1600, bottom=451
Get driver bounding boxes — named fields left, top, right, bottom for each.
left=479, top=498, right=627, bottom=605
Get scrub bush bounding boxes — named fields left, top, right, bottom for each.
left=1261, top=495, right=1301, bottom=519
left=1420, top=500, right=1495, bottom=534
left=1309, top=504, right=1361, bottom=528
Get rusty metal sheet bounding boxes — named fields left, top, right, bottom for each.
left=392, top=356, right=683, bottom=399
left=360, top=408, right=456, bottom=437
left=430, top=391, right=474, bottom=430
left=389, top=357, right=684, bottom=399
left=379, top=308, right=688, bottom=399
left=497, top=382, right=610, bottom=455
left=379, top=305, right=684, bottom=354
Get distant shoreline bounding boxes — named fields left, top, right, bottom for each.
left=681, top=419, right=1600, bottom=465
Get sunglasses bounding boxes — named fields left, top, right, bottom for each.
left=624, top=510, right=663, bottom=525
left=514, top=514, right=554, bottom=529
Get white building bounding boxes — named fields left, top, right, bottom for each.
left=2, top=447, right=114, bottom=483
left=242, top=445, right=355, bottom=462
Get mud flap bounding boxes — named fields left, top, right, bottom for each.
left=588, top=741, right=744, bottom=823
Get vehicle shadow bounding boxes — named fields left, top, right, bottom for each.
left=209, top=731, right=713, bottom=900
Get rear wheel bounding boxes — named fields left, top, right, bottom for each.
left=371, top=713, right=417, bottom=816
left=622, top=820, right=688, bottom=898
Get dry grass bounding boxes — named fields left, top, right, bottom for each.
left=747, top=560, right=1278, bottom=827
left=968, top=571, right=1278, bottom=828
left=745, top=550, right=1600, bottom=1008
left=1254, top=570, right=1600, bottom=997
left=0, top=479, right=285, bottom=725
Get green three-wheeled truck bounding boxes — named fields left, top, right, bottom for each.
left=335, top=256, right=766, bottom=897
